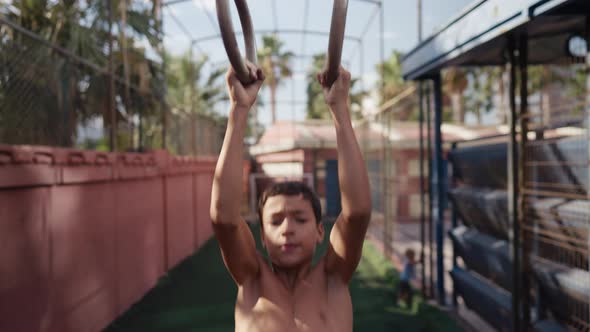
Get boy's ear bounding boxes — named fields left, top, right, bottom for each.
left=260, top=226, right=266, bottom=248
left=316, top=222, right=325, bottom=244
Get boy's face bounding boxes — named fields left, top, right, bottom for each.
left=260, top=194, right=324, bottom=269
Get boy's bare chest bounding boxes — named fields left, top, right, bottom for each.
left=234, top=262, right=352, bottom=332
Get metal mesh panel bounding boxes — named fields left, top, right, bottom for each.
left=0, top=13, right=166, bottom=151
left=0, top=8, right=223, bottom=156
left=357, top=85, right=424, bottom=266
left=166, top=110, right=225, bottom=156
left=522, top=52, right=589, bottom=331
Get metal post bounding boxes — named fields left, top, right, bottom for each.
left=426, top=81, right=434, bottom=298
left=417, top=0, right=422, bottom=43
left=379, top=0, right=389, bottom=257
left=417, top=0, right=426, bottom=298
left=189, top=45, right=197, bottom=156
left=380, top=113, right=389, bottom=256
left=508, top=35, right=520, bottom=332
left=419, top=82, right=427, bottom=296
left=518, top=32, right=531, bottom=332
left=107, top=0, right=117, bottom=151
left=451, top=141, right=458, bottom=307
left=585, top=18, right=590, bottom=311
left=360, top=41, right=365, bottom=94
left=154, top=0, right=167, bottom=150
left=433, top=73, right=445, bottom=306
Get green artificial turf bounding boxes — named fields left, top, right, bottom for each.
left=104, top=223, right=461, bottom=331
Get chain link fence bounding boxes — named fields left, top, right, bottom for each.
left=522, top=46, right=589, bottom=332
left=356, top=85, right=429, bottom=269
left=0, top=4, right=224, bottom=156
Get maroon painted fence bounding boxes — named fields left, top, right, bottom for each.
left=0, top=145, right=216, bottom=332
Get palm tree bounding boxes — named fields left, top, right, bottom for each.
left=0, top=0, right=163, bottom=149
left=257, top=35, right=293, bottom=124
left=377, top=50, right=408, bottom=104
left=375, top=50, right=417, bottom=120
left=165, top=51, right=226, bottom=155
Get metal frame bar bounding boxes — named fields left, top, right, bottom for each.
left=164, top=0, right=380, bottom=6
left=164, top=5, right=204, bottom=54
left=271, top=0, right=278, bottom=34
left=518, top=31, right=531, bottom=332
left=508, top=34, right=519, bottom=332
left=586, top=19, right=590, bottom=320
left=300, top=0, right=310, bottom=69
left=347, top=4, right=380, bottom=64
left=433, top=72, right=445, bottom=305
left=426, top=81, right=434, bottom=298
left=419, top=82, right=426, bottom=297
left=450, top=141, right=458, bottom=307
left=193, top=29, right=362, bottom=44
left=108, top=0, right=116, bottom=151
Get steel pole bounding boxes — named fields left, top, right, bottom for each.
left=433, top=73, right=445, bottom=306
left=426, top=82, right=434, bottom=298
left=108, top=0, right=116, bottom=151
left=508, top=35, right=520, bottom=332
left=419, top=82, right=426, bottom=296
left=518, top=32, right=530, bottom=332
left=450, top=141, right=458, bottom=307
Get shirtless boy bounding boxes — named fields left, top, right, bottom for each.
left=210, top=62, right=371, bottom=332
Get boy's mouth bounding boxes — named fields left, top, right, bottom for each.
left=280, top=244, right=299, bottom=252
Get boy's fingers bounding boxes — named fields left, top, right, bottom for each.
left=257, top=68, right=265, bottom=81
left=251, top=68, right=257, bottom=81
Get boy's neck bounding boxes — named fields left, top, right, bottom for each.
left=271, top=260, right=313, bottom=292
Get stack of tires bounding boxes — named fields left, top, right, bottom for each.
left=448, top=137, right=588, bottom=332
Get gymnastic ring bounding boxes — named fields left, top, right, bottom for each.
left=325, top=0, right=349, bottom=86
left=216, top=0, right=257, bottom=85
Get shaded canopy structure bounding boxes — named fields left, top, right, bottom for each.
left=401, top=0, right=589, bottom=331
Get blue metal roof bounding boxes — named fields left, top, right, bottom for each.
left=401, top=0, right=588, bottom=80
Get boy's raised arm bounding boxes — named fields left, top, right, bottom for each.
left=320, top=68, right=372, bottom=283
left=210, top=63, right=265, bottom=285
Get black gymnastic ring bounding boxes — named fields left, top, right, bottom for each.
left=325, top=0, right=349, bottom=86
left=216, top=0, right=257, bottom=84
left=217, top=0, right=348, bottom=86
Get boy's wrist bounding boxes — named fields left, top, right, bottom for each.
left=229, top=105, right=250, bottom=121
left=329, top=103, right=351, bottom=122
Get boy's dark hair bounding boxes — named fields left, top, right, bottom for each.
left=258, top=181, right=321, bottom=224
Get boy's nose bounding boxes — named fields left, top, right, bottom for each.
left=280, top=218, right=296, bottom=235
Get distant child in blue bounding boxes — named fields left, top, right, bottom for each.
left=398, top=248, right=417, bottom=306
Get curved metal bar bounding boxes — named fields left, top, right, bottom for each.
left=325, top=0, right=349, bottom=86
left=193, top=29, right=361, bottom=44
left=216, top=0, right=257, bottom=84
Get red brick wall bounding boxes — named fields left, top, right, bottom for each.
left=0, top=145, right=216, bottom=332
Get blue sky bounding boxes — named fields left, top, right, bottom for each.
left=162, top=0, right=474, bottom=126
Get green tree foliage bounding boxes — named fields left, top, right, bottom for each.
left=0, top=0, right=163, bottom=149
left=373, top=50, right=419, bottom=121
left=464, top=67, right=498, bottom=125
left=376, top=50, right=409, bottom=105
left=165, top=52, right=225, bottom=115
left=164, top=51, right=227, bottom=155
left=442, top=67, right=468, bottom=123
